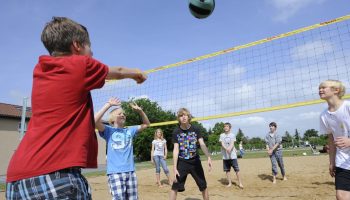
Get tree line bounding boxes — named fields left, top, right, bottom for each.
left=121, top=98, right=327, bottom=161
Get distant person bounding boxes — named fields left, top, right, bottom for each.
left=319, top=80, right=350, bottom=200
left=219, top=122, right=243, bottom=188
left=95, top=97, right=150, bottom=199
left=6, top=17, right=147, bottom=199
left=239, top=141, right=245, bottom=158
left=151, top=128, right=172, bottom=187
left=170, top=108, right=212, bottom=200
left=265, top=122, right=287, bottom=184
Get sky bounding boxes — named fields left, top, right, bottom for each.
left=1, top=0, right=350, bottom=138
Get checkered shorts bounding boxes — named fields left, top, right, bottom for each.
left=6, top=168, right=91, bottom=200
left=108, top=171, right=138, bottom=200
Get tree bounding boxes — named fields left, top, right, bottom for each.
left=282, top=131, right=293, bottom=148
left=294, top=129, right=301, bottom=146
left=122, top=98, right=177, bottom=161
left=303, top=129, right=319, bottom=141
left=236, top=128, right=246, bottom=144
left=212, top=122, right=225, bottom=135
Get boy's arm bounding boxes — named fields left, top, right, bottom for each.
left=328, top=134, right=336, bottom=177
left=95, top=98, right=121, bottom=132
left=173, top=143, right=180, bottom=181
left=151, top=143, right=155, bottom=163
left=164, top=142, right=168, bottom=159
left=198, top=138, right=212, bottom=171
left=130, top=102, right=150, bottom=132
left=107, top=67, right=147, bottom=84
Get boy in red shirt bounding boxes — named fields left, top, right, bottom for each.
left=6, top=17, right=147, bottom=200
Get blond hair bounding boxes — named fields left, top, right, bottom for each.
left=319, top=80, right=346, bottom=98
left=108, top=108, right=123, bottom=125
left=154, top=129, right=164, bottom=140
left=177, top=108, right=192, bottom=123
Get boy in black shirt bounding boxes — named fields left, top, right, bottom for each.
left=170, top=108, right=212, bottom=200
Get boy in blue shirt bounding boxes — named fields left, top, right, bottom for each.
left=95, top=97, right=150, bottom=200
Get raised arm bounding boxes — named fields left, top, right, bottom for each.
left=107, top=67, right=147, bottom=84
left=129, top=102, right=150, bottom=132
left=95, top=97, right=121, bottom=132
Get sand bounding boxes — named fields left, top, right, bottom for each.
left=88, top=155, right=334, bottom=200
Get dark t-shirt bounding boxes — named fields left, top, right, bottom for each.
left=172, top=125, right=202, bottom=159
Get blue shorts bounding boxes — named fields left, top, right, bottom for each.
left=108, top=171, right=138, bottom=200
left=6, top=168, right=91, bottom=200
left=223, top=159, right=240, bottom=172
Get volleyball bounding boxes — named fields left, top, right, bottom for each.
left=189, top=0, right=215, bottom=19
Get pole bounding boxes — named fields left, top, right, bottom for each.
left=20, top=97, right=28, bottom=140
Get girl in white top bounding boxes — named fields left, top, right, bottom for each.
left=151, top=129, right=172, bottom=187
left=319, top=80, right=350, bottom=200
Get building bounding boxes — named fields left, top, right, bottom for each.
left=0, top=103, right=31, bottom=175
left=0, top=102, right=107, bottom=176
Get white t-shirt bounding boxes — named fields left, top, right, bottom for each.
left=320, top=100, right=350, bottom=169
left=219, top=132, right=237, bottom=160
left=152, top=139, right=167, bottom=157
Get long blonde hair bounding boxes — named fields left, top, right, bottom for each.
left=154, top=128, right=164, bottom=140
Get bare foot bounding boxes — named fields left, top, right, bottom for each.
left=158, top=184, right=163, bottom=188
left=239, top=184, right=244, bottom=189
left=226, top=184, right=232, bottom=188
left=272, top=177, right=276, bottom=184
left=283, top=176, right=288, bottom=181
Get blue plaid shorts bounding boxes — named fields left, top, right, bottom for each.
left=6, top=168, right=91, bottom=200
left=108, top=171, right=138, bottom=200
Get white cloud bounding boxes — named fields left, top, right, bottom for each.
left=291, top=40, right=333, bottom=60
left=269, top=0, right=326, bottom=22
left=298, top=111, right=321, bottom=119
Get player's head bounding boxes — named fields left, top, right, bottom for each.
left=177, top=108, right=192, bottom=125
left=269, top=122, right=277, bottom=132
left=154, top=128, right=164, bottom=139
left=224, top=122, right=231, bottom=132
left=109, top=108, right=126, bottom=127
left=319, top=80, right=345, bottom=99
left=41, top=17, right=92, bottom=56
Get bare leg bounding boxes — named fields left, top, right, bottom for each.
left=225, top=172, right=232, bottom=187
left=273, top=175, right=276, bottom=184
left=336, top=190, right=350, bottom=200
left=235, top=171, right=243, bottom=188
left=169, top=189, right=177, bottom=200
left=201, top=188, right=209, bottom=200
left=156, top=173, right=162, bottom=187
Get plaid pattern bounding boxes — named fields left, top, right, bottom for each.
left=270, top=150, right=286, bottom=176
left=6, top=168, right=91, bottom=200
left=108, top=172, right=138, bottom=200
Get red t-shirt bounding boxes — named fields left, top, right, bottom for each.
left=6, top=55, right=108, bottom=182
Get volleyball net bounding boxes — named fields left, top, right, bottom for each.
left=92, top=14, right=350, bottom=127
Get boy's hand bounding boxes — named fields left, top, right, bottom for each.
left=329, top=163, right=336, bottom=177
left=108, top=97, right=121, bottom=107
left=267, top=149, right=273, bottom=155
left=207, top=157, right=212, bottom=172
left=133, top=69, right=147, bottom=84
left=173, top=168, right=180, bottom=183
left=334, top=136, right=350, bottom=148
left=129, top=102, right=142, bottom=112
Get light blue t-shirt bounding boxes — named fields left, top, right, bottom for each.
left=99, top=125, right=139, bottom=174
